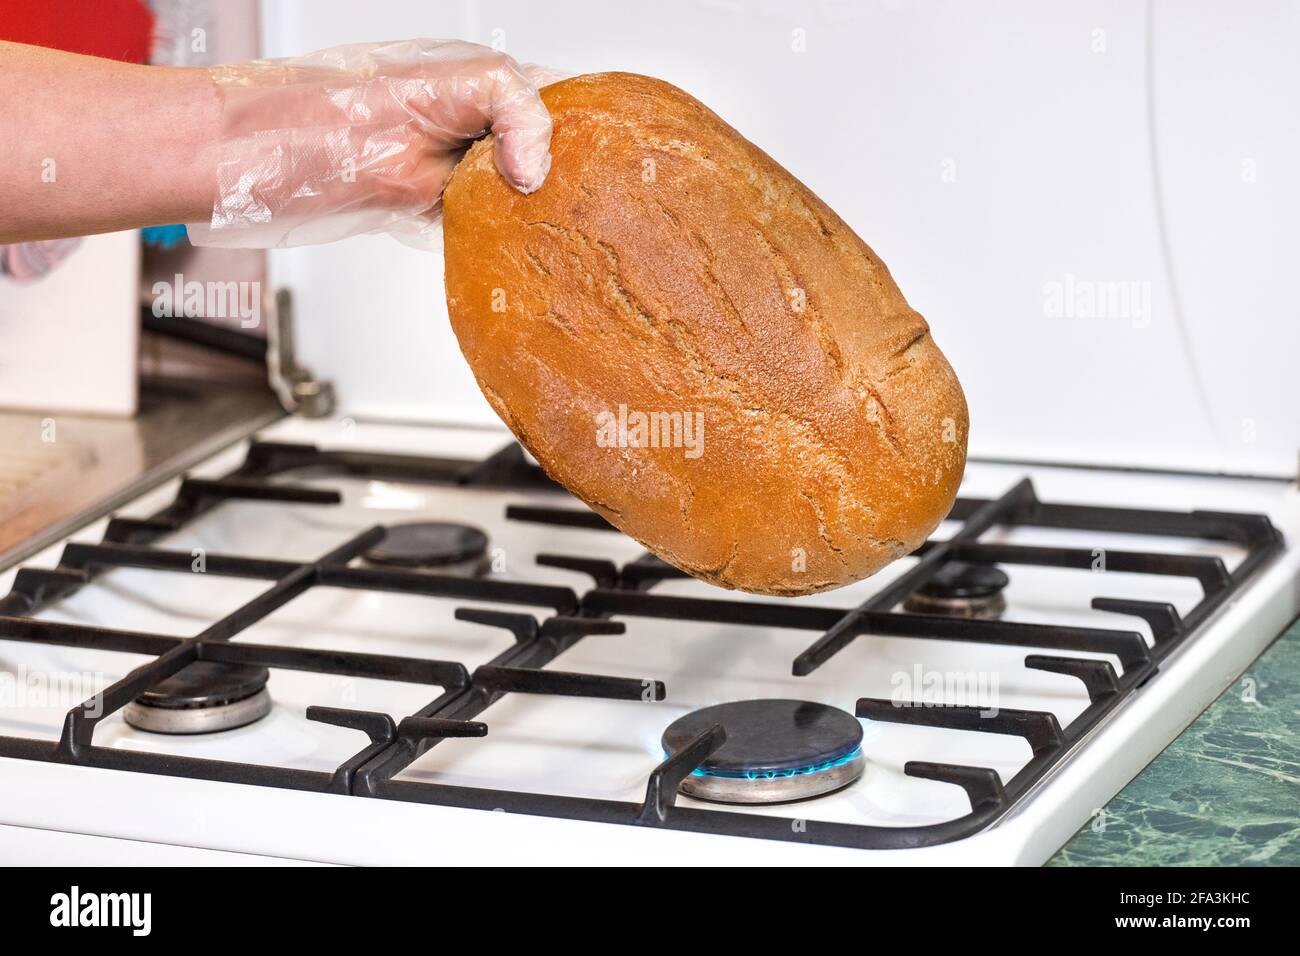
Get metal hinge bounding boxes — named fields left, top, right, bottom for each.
left=267, top=288, right=335, bottom=418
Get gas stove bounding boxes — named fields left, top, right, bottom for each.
left=1, top=417, right=1296, bottom=864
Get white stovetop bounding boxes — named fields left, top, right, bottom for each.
left=1, top=417, right=1297, bottom=865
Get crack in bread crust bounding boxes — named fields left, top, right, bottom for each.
left=519, top=217, right=867, bottom=532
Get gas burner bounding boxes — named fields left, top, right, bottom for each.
left=362, top=521, right=489, bottom=575
left=904, top=561, right=1009, bottom=619
left=123, top=662, right=271, bottom=734
left=661, top=699, right=865, bottom=804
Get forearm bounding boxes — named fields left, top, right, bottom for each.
left=0, top=41, right=219, bottom=243
left=0, top=38, right=552, bottom=249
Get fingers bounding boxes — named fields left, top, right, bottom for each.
left=487, top=63, right=553, bottom=194
left=378, top=41, right=553, bottom=195
left=491, top=62, right=568, bottom=194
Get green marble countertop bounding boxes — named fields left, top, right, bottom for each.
left=1050, top=615, right=1300, bottom=866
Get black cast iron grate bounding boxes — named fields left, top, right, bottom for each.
left=0, top=440, right=1284, bottom=849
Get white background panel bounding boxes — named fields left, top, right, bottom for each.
left=262, top=0, right=1297, bottom=476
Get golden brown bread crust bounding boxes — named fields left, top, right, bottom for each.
left=443, top=72, right=968, bottom=595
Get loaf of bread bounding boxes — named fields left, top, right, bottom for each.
left=443, top=73, right=967, bottom=595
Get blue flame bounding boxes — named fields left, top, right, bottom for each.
left=667, top=746, right=863, bottom=780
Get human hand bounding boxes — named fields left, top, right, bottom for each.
left=187, top=39, right=553, bottom=249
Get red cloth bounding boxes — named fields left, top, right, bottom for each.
left=0, top=0, right=155, bottom=63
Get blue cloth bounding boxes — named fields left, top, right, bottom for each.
left=142, top=223, right=189, bottom=249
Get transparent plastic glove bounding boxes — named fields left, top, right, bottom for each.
left=187, top=39, right=553, bottom=249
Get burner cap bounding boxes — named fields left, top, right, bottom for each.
left=917, top=562, right=1009, bottom=598
left=904, top=562, right=1009, bottom=618
left=661, top=699, right=865, bottom=804
left=123, top=662, right=271, bottom=734
left=362, top=521, right=489, bottom=571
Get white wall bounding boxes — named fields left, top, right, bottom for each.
left=262, top=0, right=1299, bottom=476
